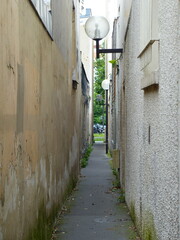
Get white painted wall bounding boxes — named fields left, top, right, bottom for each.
left=116, top=0, right=132, bottom=48
left=112, top=0, right=180, bottom=239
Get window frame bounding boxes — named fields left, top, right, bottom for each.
left=139, top=0, right=159, bottom=55
left=29, top=0, right=53, bottom=38
left=138, top=0, right=159, bottom=90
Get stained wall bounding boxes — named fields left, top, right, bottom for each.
left=0, top=0, right=82, bottom=239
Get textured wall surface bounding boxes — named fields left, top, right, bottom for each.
left=114, top=0, right=180, bottom=239
left=80, top=24, right=93, bottom=144
left=0, top=0, right=82, bottom=239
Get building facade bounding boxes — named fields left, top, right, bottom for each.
left=80, top=8, right=94, bottom=145
left=109, top=0, right=180, bottom=239
left=0, top=0, right=86, bottom=239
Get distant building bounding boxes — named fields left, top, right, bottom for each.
left=80, top=0, right=85, bottom=15
left=80, top=8, right=94, bottom=144
left=80, top=8, right=92, bottom=24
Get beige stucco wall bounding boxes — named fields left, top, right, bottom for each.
left=112, top=0, right=180, bottom=239
left=0, top=0, right=82, bottom=239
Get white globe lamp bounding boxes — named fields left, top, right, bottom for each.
left=85, top=16, right=110, bottom=40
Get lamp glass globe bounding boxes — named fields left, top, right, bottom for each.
left=101, top=79, right=110, bottom=90
left=85, top=16, right=110, bottom=40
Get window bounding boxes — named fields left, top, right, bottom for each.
left=80, top=0, right=85, bottom=15
left=30, top=0, right=52, bottom=37
left=139, top=0, right=159, bottom=89
left=139, top=0, right=158, bottom=52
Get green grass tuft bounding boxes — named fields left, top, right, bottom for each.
left=80, top=144, right=93, bottom=168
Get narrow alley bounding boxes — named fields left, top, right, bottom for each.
left=52, top=143, right=139, bottom=240
left=0, top=0, right=179, bottom=239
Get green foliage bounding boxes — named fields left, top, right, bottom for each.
left=94, top=54, right=106, bottom=125
left=112, top=168, right=119, bottom=178
left=112, top=169, right=121, bottom=189
left=80, top=144, right=93, bottom=168
left=107, top=151, right=112, bottom=158
left=109, top=58, right=120, bottom=74
left=94, top=104, right=105, bottom=125
left=118, top=189, right=125, bottom=203
left=109, top=59, right=118, bottom=67
left=94, top=57, right=105, bottom=96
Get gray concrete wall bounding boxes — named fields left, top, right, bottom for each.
left=0, top=0, right=82, bottom=239
left=113, top=0, right=180, bottom=239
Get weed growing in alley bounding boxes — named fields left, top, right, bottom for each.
left=118, top=189, right=125, bottom=203
left=112, top=168, right=121, bottom=188
left=80, top=144, right=93, bottom=168
left=109, top=162, right=125, bottom=203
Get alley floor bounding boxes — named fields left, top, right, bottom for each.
left=52, top=142, right=139, bottom=240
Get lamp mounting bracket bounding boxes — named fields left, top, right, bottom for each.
left=95, top=39, right=123, bottom=59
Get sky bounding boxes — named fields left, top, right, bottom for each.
left=43, top=0, right=106, bottom=16
left=43, top=0, right=50, bottom=4
left=84, top=0, right=106, bottom=16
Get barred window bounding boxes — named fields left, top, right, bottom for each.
left=30, top=0, right=52, bottom=37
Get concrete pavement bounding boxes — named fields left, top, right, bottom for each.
left=52, top=142, right=139, bottom=240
